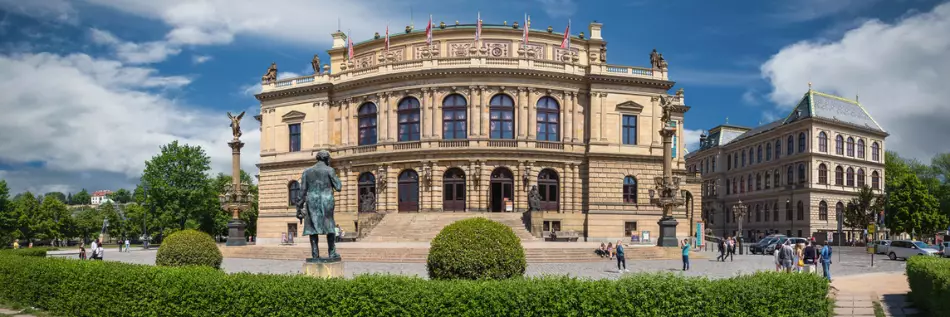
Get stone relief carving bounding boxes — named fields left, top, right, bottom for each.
left=522, top=42, right=545, bottom=59
left=554, top=48, right=579, bottom=62
left=481, top=40, right=510, bottom=57
left=413, top=41, right=441, bottom=59
left=354, top=52, right=375, bottom=69
left=447, top=41, right=473, bottom=57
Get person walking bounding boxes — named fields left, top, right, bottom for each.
left=820, top=244, right=833, bottom=281
left=12, top=239, right=18, bottom=249
left=681, top=239, right=691, bottom=271
left=727, top=237, right=735, bottom=261
left=92, top=239, right=104, bottom=261
left=803, top=242, right=819, bottom=274
left=774, top=244, right=782, bottom=272
left=124, top=239, right=130, bottom=252
left=615, top=240, right=628, bottom=273
left=794, top=243, right=805, bottom=273
left=716, top=238, right=727, bottom=262
left=779, top=242, right=795, bottom=273
left=79, top=243, right=87, bottom=260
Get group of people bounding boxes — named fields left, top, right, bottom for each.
left=774, top=240, right=833, bottom=280
left=596, top=241, right=629, bottom=272
left=11, top=239, right=32, bottom=249
left=79, top=239, right=105, bottom=261
left=715, top=236, right=737, bottom=261
left=596, top=242, right=619, bottom=259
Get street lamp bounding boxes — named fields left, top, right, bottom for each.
left=142, top=183, right=150, bottom=249
left=732, top=200, right=749, bottom=254
left=785, top=184, right=798, bottom=236
left=219, top=182, right=251, bottom=246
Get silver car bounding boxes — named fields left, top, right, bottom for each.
left=887, top=240, right=940, bottom=260
left=872, top=240, right=892, bottom=255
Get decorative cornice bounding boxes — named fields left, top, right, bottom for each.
left=615, top=100, right=645, bottom=113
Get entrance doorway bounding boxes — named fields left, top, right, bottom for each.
left=398, top=169, right=419, bottom=212
left=490, top=167, right=514, bottom=212
left=443, top=168, right=466, bottom=211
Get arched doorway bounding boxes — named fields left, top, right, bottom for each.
left=398, top=169, right=419, bottom=212
left=443, top=168, right=466, bottom=211
left=537, top=168, right=559, bottom=211
left=490, top=167, right=514, bottom=212
left=358, top=172, right=376, bottom=212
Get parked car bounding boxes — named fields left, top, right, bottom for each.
left=870, top=240, right=892, bottom=255
left=938, top=242, right=950, bottom=258
left=750, top=237, right=778, bottom=254
left=887, top=240, right=940, bottom=260
left=764, top=236, right=806, bottom=254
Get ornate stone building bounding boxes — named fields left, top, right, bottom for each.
left=253, top=21, right=700, bottom=245
left=686, top=89, right=887, bottom=242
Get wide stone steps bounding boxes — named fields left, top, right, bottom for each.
left=362, top=213, right=538, bottom=242
left=220, top=245, right=682, bottom=263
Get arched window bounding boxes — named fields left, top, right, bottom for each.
left=756, top=173, right=762, bottom=191
left=847, top=137, right=855, bottom=157
left=818, top=164, right=828, bottom=184
left=857, top=168, right=866, bottom=188
left=358, top=103, right=378, bottom=145
left=624, top=176, right=638, bottom=203
left=871, top=142, right=880, bottom=161
left=442, top=94, right=467, bottom=140
left=765, top=172, right=771, bottom=189
left=398, top=97, right=421, bottom=142
left=766, top=143, right=772, bottom=161
left=732, top=177, right=738, bottom=194
left=773, top=202, right=779, bottom=222
left=765, top=204, right=771, bottom=222
left=797, top=201, right=804, bottom=221
left=786, top=201, right=792, bottom=220
left=747, top=174, right=753, bottom=192
left=835, top=135, right=844, bottom=155
left=288, top=181, right=300, bottom=205
left=756, top=205, right=762, bottom=222
left=741, top=151, right=746, bottom=167
left=740, top=177, right=745, bottom=193
left=727, top=154, right=732, bottom=171
left=358, top=172, right=376, bottom=212
left=749, top=148, right=755, bottom=164
left=872, top=171, right=880, bottom=189
left=443, top=168, right=466, bottom=211
left=857, top=139, right=865, bottom=159
left=775, top=140, right=782, bottom=159
left=773, top=169, right=780, bottom=188
left=787, top=135, right=794, bottom=155
left=818, top=132, right=828, bottom=152
left=725, top=179, right=731, bottom=195
left=819, top=201, right=828, bottom=221
left=797, top=163, right=806, bottom=184
left=705, top=159, right=709, bottom=174
left=398, top=170, right=419, bottom=212
left=835, top=166, right=844, bottom=185
left=787, top=166, right=793, bottom=185
left=836, top=202, right=844, bottom=221
left=846, top=167, right=855, bottom=187
left=757, top=145, right=763, bottom=163
left=536, top=96, right=560, bottom=142
left=733, top=153, right=739, bottom=169
left=489, top=94, right=515, bottom=139
left=712, top=157, right=717, bottom=172
left=538, top=169, right=559, bottom=211
left=798, top=132, right=806, bottom=153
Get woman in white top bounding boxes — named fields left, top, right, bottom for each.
left=774, top=245, right=782, bottom=272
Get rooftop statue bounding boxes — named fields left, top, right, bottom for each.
left=295, top=150, right=343, bottom=261
left=311, top=55, right=321, bottom=74
left=227, top=111, right=245, bottom=139
left=261, top=62, right=277, bottom=84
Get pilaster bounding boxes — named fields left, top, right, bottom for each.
left=479, top=86, right=489, bottom=136
left=527, top=88, right=537, bottom=139
left=517, top=87, right=528, bottom=138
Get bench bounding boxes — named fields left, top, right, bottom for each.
left=338, top=236, right=357, bottom=243
left=552, top=231, right=580, bottom=242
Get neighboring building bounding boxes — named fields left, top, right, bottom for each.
left=90, top=190, right=113, bottom=205
left=686, top=89, right=887, bottom=241
left=254, top=21, right=700, bottom=245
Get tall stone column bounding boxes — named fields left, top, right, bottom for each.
left=598, top=92, right=607, bottom=142
left=527, top=88, right=537, bottom=139
left=479, top=86, right=489, bottom=137
left=341, top=99, right=350, bottom=146
left=421, top=88, right=431, bottom=139
left=517, top=87, right=528, bottom=138
left=573, top=92, right=582, bottom=143
left=467, top=86, right=477, bottom=138
left=591, top=92, right=602, bottom=141
left=432, top=89, right=442, bottom=140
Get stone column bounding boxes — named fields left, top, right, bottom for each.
left=590, top=92, right=601, bottom=141
left=433, top=89, right=443, bottom=140
left=269, top=109, right=277, bottom=152
left=341, top=99, right=351, bottom=146
left=421, top=88, right=431, bottom=139
left=389, top=93, right=400, bottom=142
left=468, top=86, right=477, bottom=138
left=527, top=88, right=537, bottom=139
left=516, top=161, right=526, bottom=212
left=517, top=87, right=527, bottom=138
left=598, top=92, right=607, bottom=142
left=376, top=93, right=387, bottom=142
left=479, top=86, right=489, bottom=137
left=573, top=92, right=582, bottom=143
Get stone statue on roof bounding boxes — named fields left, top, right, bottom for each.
left=311, top=55, right=321, bottom=74
left=650, top=49, right=660, bottom=69
left=261, top=62, right=277, bottom=84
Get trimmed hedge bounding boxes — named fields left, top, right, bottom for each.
left=0, top=254, right=833, bottom=317
left=155, top=230, right=222, bottom=269
left=906, top=256, right=950, bottom=315
left=427, top=217, right=526, bottom=280
left=0, top=247, right=52, bottom=257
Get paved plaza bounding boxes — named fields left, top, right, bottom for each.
left=50, top=246, right=905, bottom=280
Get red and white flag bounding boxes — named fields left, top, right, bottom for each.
left=347, top=33, right=354, bottom=60
left=475, top=12, right=482, bottom=42
left=425, top=15, right=433, bottom=45
left=560, top=19, right=571, bottom=49
left=385, top=24, right=390, bottom=50
left=522, top=13, right=530, bottom=49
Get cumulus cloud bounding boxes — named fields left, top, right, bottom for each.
left=0, top=0, right=78, bottom=24
left=761, top=2, right=950, bottom=161
left=191, top=55, right=212, bottom=64
left=683, top=128, right=704, bottom=152
left=89, top=28, right=182, bottom=64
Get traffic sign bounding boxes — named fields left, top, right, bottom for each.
left=868, top=224, right=876, bottom=235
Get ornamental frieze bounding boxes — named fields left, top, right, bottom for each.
left=480, top=40, right=511, bottom=57
left=446, top=41, right=474, bottom=57
left=354, top=52, right=375, bottom=69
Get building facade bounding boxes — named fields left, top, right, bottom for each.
left=253, top=21, right=700, bottom=245
left=686, top=89, right=887, bottom=242
left=90, top=190, right=113, bottom=205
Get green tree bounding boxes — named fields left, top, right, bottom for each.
left=66, top=192, right=73, bottom=205
left=140, top=141, right=213, bottom=232
left=108, top=189, right=133, bottom=204
left=33, top=197, right=72, bottom=244
left=209, top=170, right=258, bottom=238
left=72, top=189, right=91, bottom=206
left=43, top=192, right=66, bottom=204
left=886, top=174, right=946, bottom=239
left=72, top=206, right=102, bottom=243
left=845, top=186, right=885, bottom=231
left=0, top=180, right=14, bottom=246
left=12, top=192, right=40, bottom=241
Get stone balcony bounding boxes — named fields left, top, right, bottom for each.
left=262, top=56, right=665, bottom=93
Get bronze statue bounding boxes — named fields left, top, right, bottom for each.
left=675, top=88, right=684, bottom=97
left=227, top=111, right=245, bottom=139
left=311, top=55, right=321, bottom=74
left=657, top=53, right=668, bottom=70
left=261, top=62, right=277, bottom=84
left=657, top=95, right=674, bottom=124
left=650, top=49, right=659, bottom=69
left=295, top=150, right=343, bottom=261
left=527, top=185, right=542, bottom=212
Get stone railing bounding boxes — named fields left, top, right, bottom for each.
left=590, top=64, right=666, bottom=81
left=439, top=140, right=470, bottom=148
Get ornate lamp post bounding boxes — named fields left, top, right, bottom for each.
left=222, top=111, right=251, bottom=246
left=649, top=94, right=687, bottom=247
left=732, top=200, right=749, bottom=254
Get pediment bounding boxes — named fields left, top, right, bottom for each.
left=281, top=110, right=306, bottom=122
left=615, top=100, right=645, bottom=113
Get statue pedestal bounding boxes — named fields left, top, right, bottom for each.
left=302, top=258, right=344, bottom=278
left=656, top=216, right=679, bottom=247
left=226, top=219, right=247, bottom=246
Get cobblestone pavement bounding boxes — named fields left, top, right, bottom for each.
left=50, top=246, right=905, bottom=279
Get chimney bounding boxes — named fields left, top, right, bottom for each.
left=331, top=31, right=346, bottom=49
left=588, top=22, right=603, bottom=40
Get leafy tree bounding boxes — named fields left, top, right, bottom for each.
left=108, top=189, right=133, bottom=204
left=43, top=192, right=66, bottom=204
left=0, top=180, right=14, bottom=246
left=886, top=174, right=947, bottom=239
left=33, top=197, right=72, bottom=244
left=12, top=192, right=40, bottom=241
left=72, top=189, right=91, bottom=206
left=66, top=192, right=73, bottom=205
left=845, top=186, right=885, bottom=231
left=72, top=206, right=103, bottom=243
left=140, top=141, right=213, bottom=232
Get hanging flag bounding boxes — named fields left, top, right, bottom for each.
left=560, top=19, right=571, bottom=49
left=385, top=24, right=390, bottom=50
left=425, top=15, right=433, bottom=45
left=522, top=13, right=530, bottom=49
left=347, top=33, right=354, bottom=60
left=475, top=12, right=482, bottom=42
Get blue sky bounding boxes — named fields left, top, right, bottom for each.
left=1, top=0, right=948, bottom=195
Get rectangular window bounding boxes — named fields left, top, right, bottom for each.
left=288, top=123, right=301, bottom=152
left=622, top=115, right=637, bottom=145
left=624, top=222, right=638, bottom=237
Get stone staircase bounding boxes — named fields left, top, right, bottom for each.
left=361, top=212, right=538, bottom=242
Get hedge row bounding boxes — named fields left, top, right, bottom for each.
left=0, top=247, right=52, bottom=257
left=0, top=254, right=832, bottom=317
left=906, top=256, right=950, bottom=315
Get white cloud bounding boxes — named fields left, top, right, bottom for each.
left=537, top=0, right=577, bottom=18
left=741, top=89, right=760, bottom=106
left=0, top=52, right=260, bottom=192
left=771, top=0, right=880, bottom=23
left=761, top=2, right=950, bottom=162
left=89, top=28, right=181, bottom=64
left=683, top=128, right=704, bottom=152
left=192, top=55, right=213, bottom=64
left=0, top=0, right=78, bottom=24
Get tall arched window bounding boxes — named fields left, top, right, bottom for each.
left=871, top=142, right=880, bottom=161
left=747, top=174, right=753, bottom=192
left=787, top=135, right=794, bottom=155
left=443, top=168, right=466, bottom=211
left=756, top=204, right=762, bottom=222
left=712, top=157, right=717, bottom=172
left=836, top=202, right=844, bottom=221
left=733, top=153, right=739, bottom=169
left=749, top=148, right=755, bottom=164
left=846, top=167, right=855, bottom=187
left=819, top=201, right=828, bottom=221
left=726, top=179, right=731, bottom=195
left=857, top=139, right=865, bottom=159
left=773, top=169, right=780, bottom=188
left=358, top=172, right=376, bottom=212
left=847, top=137, right=855, bottom=157
left=798, top=132, right=806, bottom=153
left=836, top=135, right=844, bottom=155
left=732, top=177, right=738, bottom=194
left=766, top=143, right=772, bottom=161
left=765, top=172, right=771, bottom=189
left=740, top=177, right=745, bottom=193
left=536, top=96, right=560, bottom=142
left=835, top=166, right=844, bottom=185
left=786, top=201, right=792, bottom=220
left=857, top=168, right=866, bottom=188
left=727, top=155, right=732, bottom=171
left=775, top=140, right=782, bottom=159
left=757, top=145, right=763, bottom=163
left=798, top=163, right=806, bottom=184
left=787, top=166, right=794, bottom=185
left=765, top=204, right=771, bottom=222
left=442, top=94, right=467, bottom=140
left=288, top=181, right=300, bottom=205
left=398, top=169, right=419, bottom=212
left=818, top=164, right=828, bottom=184
left=872, top=171, right=880, bottom=189
left=818, top=132, right=828, bottom=152
left=358, top=103, right=378, bottom=145
left=538, top=169, right=559, bottom=211
left=489, top=94, right=515, bottom=139
left=624, top=176, right=638, bottom=203
left=741, top=151, right=746, bottom=167
left=797, top=201, right=804, bottom=221
left=773, top=202, right=779, bottom=222
left=398, top=97, right=421, bottom=141
left=756, top=173, right=762, bottom=191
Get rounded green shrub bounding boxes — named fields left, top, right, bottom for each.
left=427, top=217, right=526, bottom=280
left=155, top=230, right=222, bottom=269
